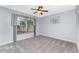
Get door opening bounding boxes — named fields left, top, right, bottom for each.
left=12, top=14, right=36, bottom=42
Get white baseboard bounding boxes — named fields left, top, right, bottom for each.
left=40, top=35, right=76, bottom=43
left=0, top=41, right=13, bottom=46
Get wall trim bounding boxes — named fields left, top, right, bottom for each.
left=0, top=41, right=13, bottom=46
left=40, top=35, right=76, bottom=43
left=0, top=36, right=34, bottom=46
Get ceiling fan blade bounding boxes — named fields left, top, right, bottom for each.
left=33, top=12, right=37, bottom=14
left=41, top=10, right=48, bottom=12
left=31, top=8, right=36, bottom=10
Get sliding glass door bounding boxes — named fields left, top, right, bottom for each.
left=16, top=16, right=34, bottom=34
left=12, top=14, right=36, bottom=42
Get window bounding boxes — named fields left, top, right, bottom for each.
left=16, top=16, right=34, bottom=34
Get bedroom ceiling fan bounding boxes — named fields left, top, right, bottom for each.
left=31, top=6, right=48, bottom=15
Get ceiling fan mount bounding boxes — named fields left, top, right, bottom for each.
left=31, top=6, right=48, bottom=15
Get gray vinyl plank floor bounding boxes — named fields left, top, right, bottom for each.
left=0, top=36, right=78, bottom=53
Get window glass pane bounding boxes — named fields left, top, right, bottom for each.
left=27, top=20, right=34, bottom=32
left=16, top=16, right=34, bottom=34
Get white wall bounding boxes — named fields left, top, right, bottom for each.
left=36, top=18, right=41, bottom=36
left=38, top=10, right=76, bottom=43
left=76, top=6, right=79, bottom=50
left=0, top=7, right=13, bottom=45
left=0, top=7, right=34, bottom=46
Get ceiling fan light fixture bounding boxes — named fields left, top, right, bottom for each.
left=37, top=11, right=42, bottom=13
left=31, top=6, right=48, bottom=15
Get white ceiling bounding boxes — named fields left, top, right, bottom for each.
left=1, top=5, right=75, bottom=18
